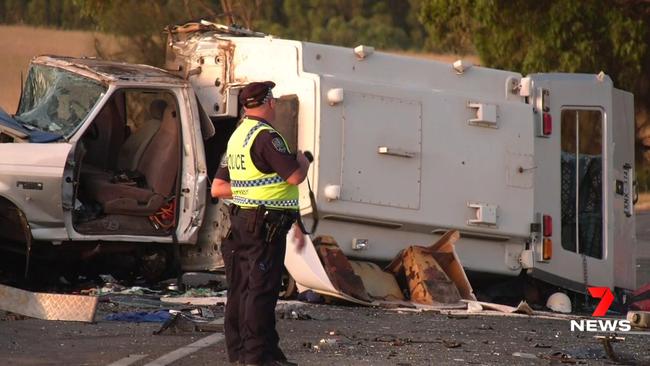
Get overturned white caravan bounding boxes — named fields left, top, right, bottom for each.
left=0, top=22, right=637, bottom=302
left=165, top=22, right=637, bottom=298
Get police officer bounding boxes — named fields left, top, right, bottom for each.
left=211, top=81, right=310, bottom=366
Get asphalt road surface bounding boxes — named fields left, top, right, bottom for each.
left=1, top=214, right=649, bottom=366
left=1, top=301, right=649, bottom=366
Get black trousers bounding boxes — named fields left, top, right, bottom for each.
left=221, top=210, right=291, bottom=364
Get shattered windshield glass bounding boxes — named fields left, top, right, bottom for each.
left=15, top=65, right=106, bottom=138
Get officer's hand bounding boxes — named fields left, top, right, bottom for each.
left=297, top=150, right=311, bottom=166
left=292, top=223, right=306, bottom=253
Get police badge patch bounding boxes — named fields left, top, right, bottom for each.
left=271, top=136, right=289, bottom=153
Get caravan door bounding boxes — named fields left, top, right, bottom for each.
left=527, top=73, right=632, bottom=292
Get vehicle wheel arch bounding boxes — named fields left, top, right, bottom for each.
left=0, top=195, right=33, bottom=252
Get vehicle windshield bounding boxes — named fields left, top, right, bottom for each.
left=15, top=64, right=106, bottom=138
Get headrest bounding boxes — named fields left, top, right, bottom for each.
left=159, top=106, right=178, bottom=133
left=149, top=99, right=168, bottom=120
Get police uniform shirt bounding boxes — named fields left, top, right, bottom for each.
left=215, top=116, right=299, bottom=183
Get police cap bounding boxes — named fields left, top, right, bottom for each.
left=239, top=81, right=276, bottom=108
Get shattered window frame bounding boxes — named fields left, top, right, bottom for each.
left=15, top=64, right=107, bottom=140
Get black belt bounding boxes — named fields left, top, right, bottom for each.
left=228, top=204, right=297, bottom=242
left=229, top=204, right=297, bottom=219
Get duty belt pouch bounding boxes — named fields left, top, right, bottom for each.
left=248, top=205, right=267, bottom=238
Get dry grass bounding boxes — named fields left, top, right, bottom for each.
left=0, top=25, right=121, bottom=112
left=390, top=50, right=481, bottom=65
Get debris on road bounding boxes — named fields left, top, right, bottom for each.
left=316, top=236, right=372, bottom=303
left=318, top=338, right=338, bottom=348
left=159, top=288, right=227, bottom=306
left=180, top=272, right=227, bottom=290
left=160, top=296, right=226, bottom=306
left=385, top=230, right=475, bottom=306
left=0, top=283, right=97, bottom=322
left=462, top=300, right=534, bottom=315
left=287, top=229, right=479, bottom=308
left=277, top=308, right=312, bottom=320
left=105, top=310, right=172, bottom=323
left=512, top=351, right=537, bottom=359
left=387, top=246, right=462, bottom=305
left=542, top=351, right=582, bottom=364
left=153, top=312, right=223, bottom=335
left=595, top=335, right=625, bottom=363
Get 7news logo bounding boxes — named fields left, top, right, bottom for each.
left=570, top=287, right=631, bottom=332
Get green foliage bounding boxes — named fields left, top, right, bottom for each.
left=419, top=0, right=650, bottom=170
left=0, top=0, right=426, bottom=56
left=419, top=0, right=649, bottom=93
left=70, top=0, right=204, bottom=66
left=419, top=0, right=475, bottom=54
left=253, top=0, right=415, bottom=50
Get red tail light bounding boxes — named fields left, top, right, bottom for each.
left=543, top=214, right=552, bottom=237
left=542, top=113, right=552, bottom=135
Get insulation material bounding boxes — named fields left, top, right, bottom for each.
left=349, top=261, right=405, bottom=301
left=0, top=284, right=98, bottom=322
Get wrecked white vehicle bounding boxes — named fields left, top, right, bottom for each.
left=0, top=56, right=214, bottom=279
left=0, top=22, right=639, bottom=304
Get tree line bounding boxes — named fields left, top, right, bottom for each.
left=2, top=0, right=650, bottom=165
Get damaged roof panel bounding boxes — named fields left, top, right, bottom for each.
left=32, top=56, right=186, bottom=85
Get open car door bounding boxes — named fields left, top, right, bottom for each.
left=174, top=89, right=210, bottom=244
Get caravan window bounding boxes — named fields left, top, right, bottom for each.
left=560, top=109, right=604, bottom=259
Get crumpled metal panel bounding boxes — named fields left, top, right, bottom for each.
left=388, top=246, right=461, bottom=305
left=316, top=236, right=371, bottom=303
left=0, top=284, right=98, bottom=322
left=386, top=230, right=475, bottom=305
left=429, top=230, right=476, bottom=301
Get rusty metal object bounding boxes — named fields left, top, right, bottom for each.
left=349, top=261, right=404, bottom=301
left=594, top=335, right=625, bottom=363
left=428, top=230, right=476, bottom=300
left=314, top=236, right=371, bottom=303
left=387, top=245, right=461, bottom=305
left=385, top=230, right=474, bottom=305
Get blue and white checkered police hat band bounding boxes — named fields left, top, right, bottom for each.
left=232, top=197, right=298, bottom=207
left=231, top=176, right=284, bottom=188
left=261, top=89, right=273, bottom=104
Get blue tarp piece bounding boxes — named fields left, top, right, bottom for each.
left=0, top=107, right=62, bottom=143
left=104, top=310, right=172, bottom=323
